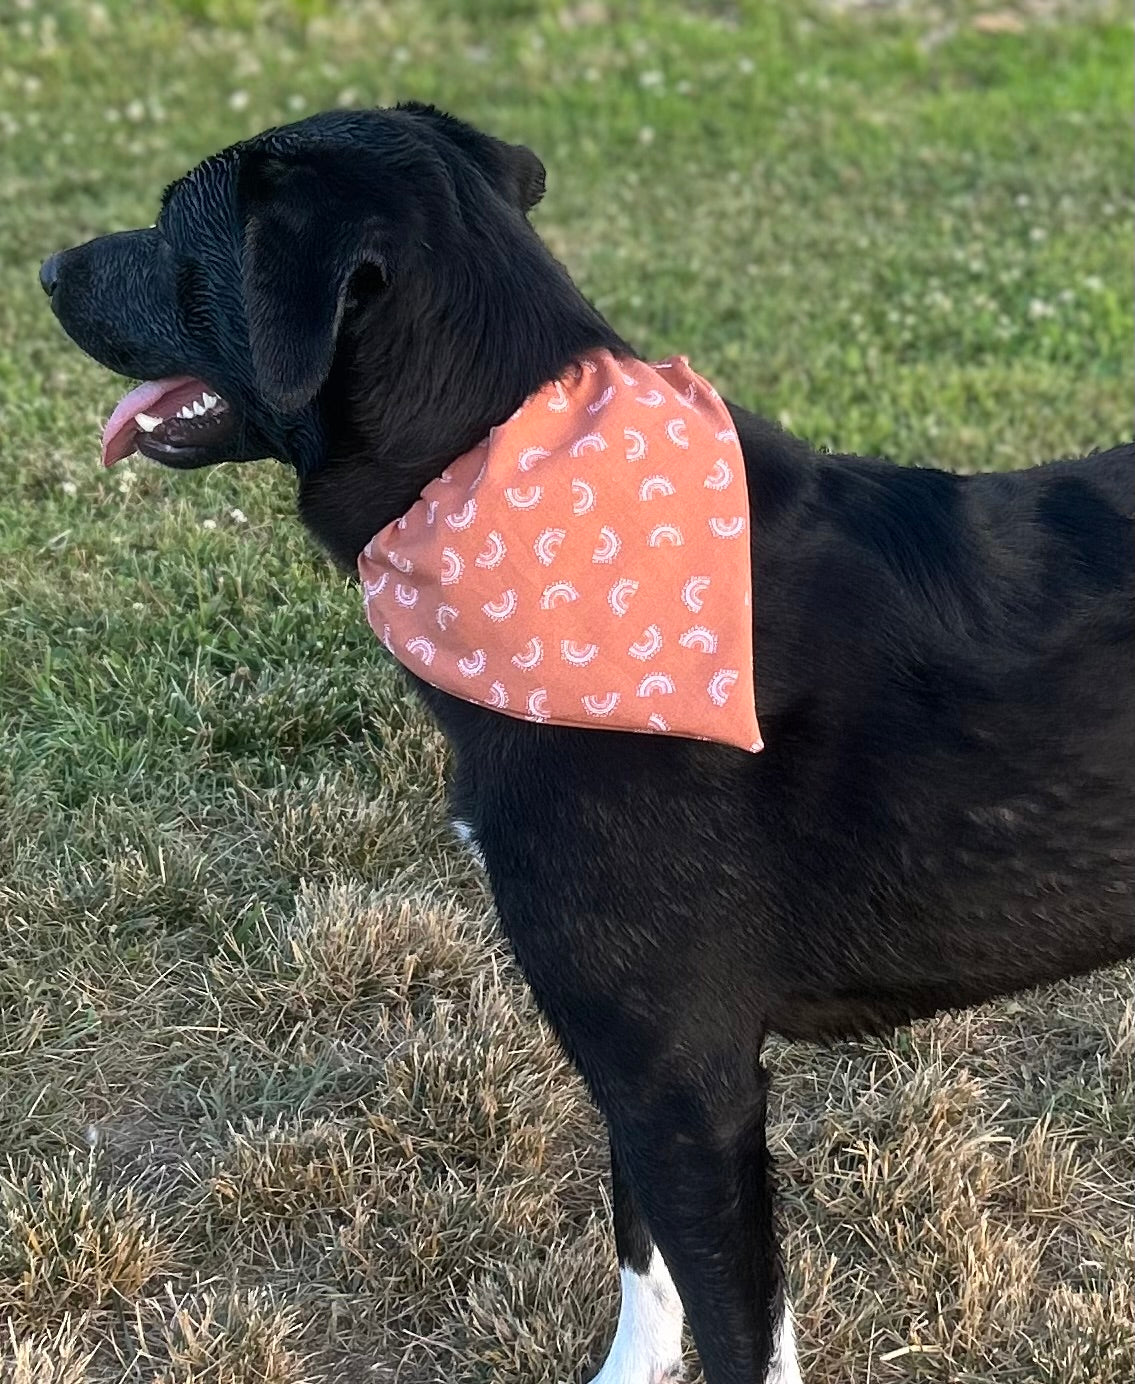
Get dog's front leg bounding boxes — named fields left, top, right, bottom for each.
left=597, top=1059, right=797, bottom=1384
left=588, top=1140, right=685, bottom=1383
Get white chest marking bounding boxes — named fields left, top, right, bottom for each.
left=450, top=817, right=486, bottom=867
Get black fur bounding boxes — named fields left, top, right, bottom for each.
left=42, top=104, right=1134, bottom=1383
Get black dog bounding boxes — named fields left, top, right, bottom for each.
left=41, top=104, right=1134, bottom=1384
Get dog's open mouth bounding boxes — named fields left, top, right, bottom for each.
left=101, top=376, right=236, bottom=467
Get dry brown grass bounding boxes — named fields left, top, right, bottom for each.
left=1, top=728, right=1130, bottom=1382
left=769, top=988, right=1134, bottom=1382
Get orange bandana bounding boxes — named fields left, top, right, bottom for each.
left=358, top=352, right=762, bottom=753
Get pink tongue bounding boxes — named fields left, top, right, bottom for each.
left=100, top=375, right=203, bottom=467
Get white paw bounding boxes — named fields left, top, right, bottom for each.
left=587, top=1251, right=684, bottom=1384
left=766, top=1302, right=803, bottom=1384
left=589, top=1359, right=682, bottom=1384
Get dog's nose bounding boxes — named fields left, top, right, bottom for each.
left=39, top=253, right=62, bottom=296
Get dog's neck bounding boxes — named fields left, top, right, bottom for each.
left=299, top=233, right=631, bottom=570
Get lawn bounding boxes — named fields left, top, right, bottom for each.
left=0, top=1, right=1132, bottom=1380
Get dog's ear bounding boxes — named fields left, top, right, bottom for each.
left=238, top=149, right=389, bottom=414
left=397, top=102, right=545, bottom=214
left=462, top=136, right=546, bottom=214
left=508, top=143, right=546, bottom=213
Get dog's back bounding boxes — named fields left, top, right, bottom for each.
left=730, top=436, right=1135, bottom=1038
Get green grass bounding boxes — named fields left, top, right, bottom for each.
left=0, top=1, right=1132, bottom=1380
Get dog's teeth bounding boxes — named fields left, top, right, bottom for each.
left=191, top=399, right=207, bottom=416
left=178, top=405, right=195, bottom=419
left=135, top=412, right=162, bottom=432
left=201, top=393, right=218, bottom=410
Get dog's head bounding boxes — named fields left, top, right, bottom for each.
left=41, top=104, right=547, bottom=474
